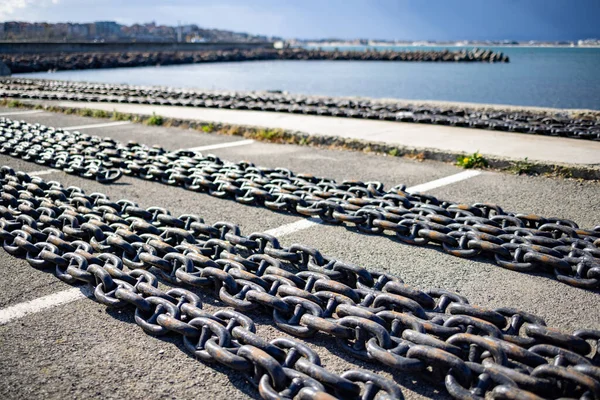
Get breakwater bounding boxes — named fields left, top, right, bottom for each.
left=1, top=47, right=509, bottom=74
left=3, top=78, right=597, bottom=141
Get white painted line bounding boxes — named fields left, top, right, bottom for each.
left=0, top=110, right=45, bottom=117
left=405, top=170, right=482, bottom=194
left=61, top=121, right=131, bottom=130
left=0, top=287, right=91, bottom=326
left=186, top=139, right=255, bottom=152
left=265, top=218, right=322, bottom=237
left=27, top=169, right=56, bottom=176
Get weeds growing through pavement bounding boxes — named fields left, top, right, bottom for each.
left=456, top=151, right=488, bottom=168
left=145, top=112, right=164, bottom=126
left=508, top=157, right=535, bottom=175
left=7, top=100, right=23, bottom=108
left=201, top=123, right=215, bottom=133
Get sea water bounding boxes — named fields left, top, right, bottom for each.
left=16, top=46, right=600, bottom=110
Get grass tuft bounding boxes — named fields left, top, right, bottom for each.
left=201, top=123, right=215, bottom=133
left=508, top=157, right=535, bottom=175
left=111, top=110, right=130, bottom=121
left=254, top=128, right=283, bottom=141
left=92, top=109, right=108, bottom=118
left=7, top=100, right=23, bottom=108
left=456, top=151, right=488, bottom=169
left=145, top=112, right=164, bottom=126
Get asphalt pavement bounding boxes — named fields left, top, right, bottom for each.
left=0, top=107, right=599, bottom=400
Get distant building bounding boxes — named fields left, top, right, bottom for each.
left=94, top=21, right=121, bottom=38
left=0, top=20, right=272, bottom=43
left=578, top=39, right=600, bottom=47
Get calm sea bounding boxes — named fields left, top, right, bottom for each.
left=16, top=46, right=600, bottom=110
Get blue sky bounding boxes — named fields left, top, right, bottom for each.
left=1, top=0, right=599, bottom=41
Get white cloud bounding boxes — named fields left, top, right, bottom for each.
left=0, top=0, right=60, bottom=20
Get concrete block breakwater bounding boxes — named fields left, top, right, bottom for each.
left=0, top=47, right=509, bottom=73
left=3, top=78, right=598, bottom=141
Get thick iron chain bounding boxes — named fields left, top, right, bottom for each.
left=0, top=167, right=406, bottom=400
left=1, top=167, right=598, bottom=400
left=1, top=117, right=599, bottom=289
left=1, top=78, right=599, bottom=140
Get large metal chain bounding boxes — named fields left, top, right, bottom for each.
left=1, top=117, right=599, bottom=290
left=1, top=166, right=599, bottom=400
left=1, top=116, right=599, bottom=290
left=2, top=78, right=599, bottom=140
left=0, top=166, right=403, bottom=400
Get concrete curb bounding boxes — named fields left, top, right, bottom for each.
left=3, top=98, right=600, bottom=181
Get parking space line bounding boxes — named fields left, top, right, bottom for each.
left=0, top=110, right=45, bottom=117
left=61, top=121, right=131, bottom=130
left=265, top=218, right=322, bottom=237
left=186, top=139, right=255, bottom=152
left=0, top=287, right=91, bottom=326
left=28, top=169, right=57, bottom=176
left=405, top=170, right=482, bottom=194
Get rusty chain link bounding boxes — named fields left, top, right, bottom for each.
left=1, top=117, right=599, bottom=290
left=1, top=166, right=599, bottom=400
left=1, top=78, right=599, bottom=140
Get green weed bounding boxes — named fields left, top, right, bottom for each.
left=456, top=151, right=488, bottom=169
left=111, top=110, right=129, bottom=121
left=92, top=109, right=108, bottom=118
left=7, top=100, right=23, bottom=108
left=255, top=129, right=283, bottom=141
left=145, top=113, right=164, bottom=126
left=201, top=123, right=215, bottom=133
left=508, top=157, right=535, bottom=175
left=388, top=148, right=400, bottom=157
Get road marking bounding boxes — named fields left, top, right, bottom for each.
left=186, top=139, right=255, bottom=152
left=0, top=170, right=482, bottom=323
left=27, top=169, right=56, bottom=176
left=405, top=170, right=482, bottom=194
left=0, top=110, right=45, bottom=117
left=265, top=218, right=322, bottom=237
left=61, top=121, right=131, bottom=130
left=0, top=287, right=91, bottom=326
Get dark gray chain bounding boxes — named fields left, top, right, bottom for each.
left=1, top=117, right=599, bottom=290
left=0, top=167, right=404, bottom=400
left=1, top=166, right=599, bottom=400
left=1, top=116, right=600, bottom=289
left=2, top=78, right=599, bottom=140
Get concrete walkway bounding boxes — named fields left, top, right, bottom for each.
left=28, top=100, right=600, bottom=165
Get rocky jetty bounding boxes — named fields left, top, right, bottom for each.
left=3, top=78, right=598, bottom=141
left=1, top=47, right=509, bottom=74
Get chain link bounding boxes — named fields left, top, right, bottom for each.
left=1, top=117, right=599, bottom=289
left=1, top=78, right=599, bottom=140
left=0, top=167, right=404, bottom=400
left=1, top=166, right=598, bottom=399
